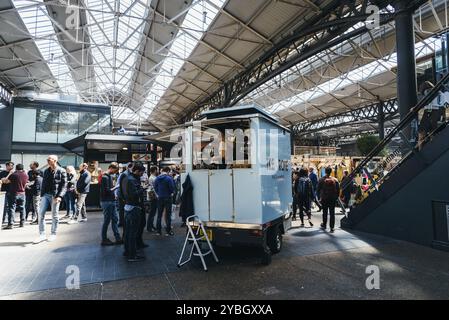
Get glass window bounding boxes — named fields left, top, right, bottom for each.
left=79, top=112, right=99, bottom=133
left=36, top=109, right=58, bottom=143
left=98, top=113, right=111, bottom=133
left=58, top=111, right=79, bottom=143
left=13, top=107, right=36, bottom=142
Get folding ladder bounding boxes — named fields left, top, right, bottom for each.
left=177, top=215, right=219, bottom=271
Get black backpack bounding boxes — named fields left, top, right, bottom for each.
left=297, top=177, right=311, bottom=198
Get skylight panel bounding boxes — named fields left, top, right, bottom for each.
left=84, top=0, right=150, bottom=93
left=142, top=0, right=226, bottom=118
left=13, top=0, right=78, bottom=95
left=266, top=37, right=441, bottom=114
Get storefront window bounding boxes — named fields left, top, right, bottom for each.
left=36, top=109, right=58, bottom=143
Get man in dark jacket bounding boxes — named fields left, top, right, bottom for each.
left=297, top=168, right=314, bottom=227
left=2, top=163, right=28, bottom=229
left=34, top=155, right=67, bottom=243
left=179, top=174, right=194, bottom=227
left=154, top=167, right=175, bottom=236
left=316, top=166, right=340, bottom=233
left=69, top=163, right=91, bottom=224
left=100, top=162, right=122, bottom=246
left=121, top=162, right=146, bottom=262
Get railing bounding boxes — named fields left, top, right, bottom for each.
left=341, top=71, right=449, bottom=207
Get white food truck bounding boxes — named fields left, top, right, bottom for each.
left=149, top=105, right=292, bottom=264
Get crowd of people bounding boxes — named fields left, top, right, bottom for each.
left=292, top=166, right=351, bottom=233
left=0, top=155, right=182, bottom=262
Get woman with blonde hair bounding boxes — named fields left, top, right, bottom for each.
left=63, top=165, right=77, bottom=219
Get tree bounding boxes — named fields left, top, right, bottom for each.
left=356, top=135, right=385, bottom=156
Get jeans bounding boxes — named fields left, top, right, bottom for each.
left=32, top=195, right=40, bottom=220
left=117, top=198, right=125, bottom=226
left=38, top=193, right=61, bottom=235
left=137, top=206, right=146, bottom=247
left=6, top=193, right=26, bottom=225
left=74, top=193, right=87, bottom=220
left=146, top=199, right=158, bottom=231
left=157, top=197, right=172, bottom=233
left=322, top=200, right=336, bottom=230
left=64, top=191, right=76, bottom=217
left=124, top=207, right=141, bottom=258
left=101, top=201, right=121, bottom=241
left=2, top=200, right=7, bottom=224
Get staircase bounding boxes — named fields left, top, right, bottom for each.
left=341, top=72, right=449, bottom=251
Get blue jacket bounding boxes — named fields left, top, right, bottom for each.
left=154, top=173, right=175, bottom=199
left=76, top=170, right=91, bottom=194
left=309, top=171, right=318, bottom=190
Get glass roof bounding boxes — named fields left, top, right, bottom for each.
left=266, top=37, right=441, bottom=115
left=13, top=0, right=77, bottom=94
left=84, top=0, right=150, bottom=93
left=140, top=0, right=226, bottom=120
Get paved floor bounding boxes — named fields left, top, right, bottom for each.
left=1, top=209, right=449, bottom=300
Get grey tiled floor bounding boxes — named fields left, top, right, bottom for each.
left=1, top=210, right=448, bottom=300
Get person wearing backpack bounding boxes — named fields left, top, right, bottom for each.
left=317, top=166, right=340, bottom=233
left=291, top=170, right=299, bottom=220
left=297, top=168, right=314, bottom=227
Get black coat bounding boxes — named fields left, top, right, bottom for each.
left=179, top=174, right=194, bottom=219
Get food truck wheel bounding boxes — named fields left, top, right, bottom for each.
left=268, top=225, right=283, bottom=254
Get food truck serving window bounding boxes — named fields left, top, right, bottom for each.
left=192, top=121, right=251, bottom=170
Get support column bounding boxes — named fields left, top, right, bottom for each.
left=378, top=101, right=385, bottom=140
left=394, top=0, right=417, bottom=146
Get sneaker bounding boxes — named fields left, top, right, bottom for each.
left=67, top=219, right=78, bottom=225
left=127, top=255, right=145, bottom=262
left=156, top=231, right=162, bottom=236
left=79, top=218, right=87, bottom=222
left=300, top=223, right=304, bottom=227
left=165, top=230, right=174, bottom=236
left=115, top=239, right=124, bottom=245
left=320, top=223, right=326, bottom=230
left=62, top=214, right=71, bottom=220
left=330, top=228, right=335, bottom=233
left=48, top=234, right=57, bottom=242
left=33, top=235, right=47, bottom=244
left=309, top=220, right=314, bottom=227
left=2, top=224, right=13, bottom=230
left=30, top=219, right=38, bottom=225
left=101, top=239, right=114, bottom=246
